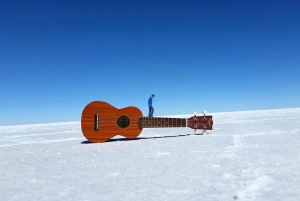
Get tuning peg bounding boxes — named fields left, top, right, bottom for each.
left=202, top=130, right=207, bottom=135
left=194, top=129, right=197, bottom=135
left=194, top=112, right=197, bottom=116
left=202, top=110, right=207, bottom=116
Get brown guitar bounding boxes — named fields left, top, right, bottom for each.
left=81, top=101, right=213, bottom=143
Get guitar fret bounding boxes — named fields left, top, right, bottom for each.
left=139, top=117, right=188, bottom=128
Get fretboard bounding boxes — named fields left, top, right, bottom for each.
left=138, top=117, right=187, bottom=128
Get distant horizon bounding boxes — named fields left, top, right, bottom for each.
left=1, top=0, right=299, bottom=126
left=1, top=107, right=299, bottom=127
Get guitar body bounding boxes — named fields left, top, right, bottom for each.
left=81, top=100, right=213, bottom=143
left=81, top=101, right=143, bottom=143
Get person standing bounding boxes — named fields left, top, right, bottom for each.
left=148, top=94, right=155, bottom=117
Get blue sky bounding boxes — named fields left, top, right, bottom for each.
left=1, top=0, right=299, bottom=126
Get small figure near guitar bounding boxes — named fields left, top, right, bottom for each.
left=148, top=94, right=155, bottom=117
left=81, top=101, right=213, bottom=143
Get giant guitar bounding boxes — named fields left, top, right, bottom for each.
left=81, top=101, right=213, bottom=143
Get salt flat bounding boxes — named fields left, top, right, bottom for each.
left=1, top=108, right=300, bottom=201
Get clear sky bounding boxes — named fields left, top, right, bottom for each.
left=1, top=0, right=299, bottom=126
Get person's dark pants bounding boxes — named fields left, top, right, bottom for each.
left=148, top=105, right=154, bottom=117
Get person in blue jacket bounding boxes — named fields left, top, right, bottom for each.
left=148, top=94, right=155, bottom=117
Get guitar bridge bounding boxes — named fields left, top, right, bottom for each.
left=94, top=114, right=99, bottom=131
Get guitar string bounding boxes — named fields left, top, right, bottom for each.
left=85, top=117, right=211, bottom=123
left=85, top=117, right=210, bottom=121
left=85, top=117, right=211, bottom=128
left=87, top=117, right=188, bottom=127
left=96, top=119, right=188, bottom=126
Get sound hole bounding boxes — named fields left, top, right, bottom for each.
left=117, top=116, right=130, bottom=128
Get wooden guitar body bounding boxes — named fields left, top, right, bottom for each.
left=81, top=101, right=213, bottom=143
left=81, top=101, right=143, bottom=143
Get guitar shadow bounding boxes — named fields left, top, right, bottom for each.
left=81, top=133, right=209, bottom=144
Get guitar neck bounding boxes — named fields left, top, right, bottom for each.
left=138, top=117, right=187, bottom=128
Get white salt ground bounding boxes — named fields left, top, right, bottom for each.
left=1, top=108, right=300, bottom=201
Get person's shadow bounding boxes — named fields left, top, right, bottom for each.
left=81, top=133, right=209, bottom=144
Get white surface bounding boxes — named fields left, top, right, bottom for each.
left=1, top=108, right=300, bottom=201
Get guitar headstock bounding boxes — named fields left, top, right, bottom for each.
left=187, top=114, right=213, bottom=130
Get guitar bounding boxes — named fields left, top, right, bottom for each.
left=81, top=101, right=213, bottom=143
